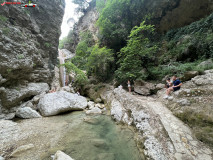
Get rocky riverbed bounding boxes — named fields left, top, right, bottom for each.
left=0, top=111, right=144, bottom=160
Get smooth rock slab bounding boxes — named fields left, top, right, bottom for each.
left=16, top=107, right=41, bottom=119
left=53, top=151, right=74, bottom=160
left=38, top=91, right=87, bottom=116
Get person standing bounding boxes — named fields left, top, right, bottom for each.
left=127, top=80, right=131, bottom=92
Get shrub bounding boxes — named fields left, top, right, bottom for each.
left=62, top=62, right=88, bottom=88
left=0, top=15, right=7, bottom=23
left=115, top=21, right=158, bottom=83
left=87, top=45, right=114, bottom=81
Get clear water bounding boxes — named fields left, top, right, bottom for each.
left=41, top=112, right=144, bottom=160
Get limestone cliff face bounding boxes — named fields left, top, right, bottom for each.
left=0, top=0, right=65, bottom=114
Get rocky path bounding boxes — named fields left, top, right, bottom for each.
left=136, top=96, right=212, bottom=160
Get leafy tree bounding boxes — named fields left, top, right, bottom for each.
left=87, top=45, right=114, bottom=81
left=72, top=30, right=94, bottom=69
left=115, top=21, right=158, bottom=83
left=62, top=61, right=88, bottom=88
left=97, top=0, right=147, bottom=51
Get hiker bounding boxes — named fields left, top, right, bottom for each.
left=164, top=75, right=182, bottom=99
left=127, top=80, right=131, bottom=92
left=165, top=77, right=172, bottom=88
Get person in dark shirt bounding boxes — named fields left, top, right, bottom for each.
left=164, top=75, right=182, bottom=99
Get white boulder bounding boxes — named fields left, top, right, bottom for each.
left=53, top=150, right=74, bottom=160
left=16, top=107, right=42, bottom=119
left=87, top=101, right=95, bottom=109
left=38, top=91, right=87, bottom=116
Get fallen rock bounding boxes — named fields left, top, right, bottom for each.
left=95, top=98, right=102, bottom=103
left=134, top=80, right=156, bottom=96
left=0, top=113, right=15, bottom=120
left=198, top=59, right=213, bottom=68
left=176, top=99, right=190, bottom=106
left=38, top=91, right=87, bottom=116
left=86, top=107, right=102, bottom=115
left=181, top=71, right=199, bottom=81
left=192, top=70, right=213, bottom=85
left=10, top=144, right=34, bottom=158
left=16, top=107, right=42, bottom=119
left=61, top=86, right=75, bottom=93
left=156, top=83, right=165, bottom=90
left=111, top=99, right=124, bottom=121
left=91, top=139, right=108, bottom=149
left=53, top=150, right=74, bottom=160
left=94, top=103, right=105, bottom=109
left=0, top=83, right=49, bottom=108
left=87, top=101, right=95, bottom=109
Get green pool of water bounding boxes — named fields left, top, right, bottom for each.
left=41, top=112, right=144, bottom=160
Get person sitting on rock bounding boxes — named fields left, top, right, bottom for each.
left=165, top=77, right=172, bottom=88
left=164, top=75, right=182, bottom=99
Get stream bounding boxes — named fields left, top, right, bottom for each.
left=3, top=111, right=144, bottom=160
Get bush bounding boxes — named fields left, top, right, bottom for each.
left=115, top=21, right=158, bottom=83
left=87, top=45, right=114, bottom=81
left=62, top=62, right=88, bottom=88
left=0, top=15, right=7, bottom=23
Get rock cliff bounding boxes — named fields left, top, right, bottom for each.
left=0, top=0, right=65, bottom=116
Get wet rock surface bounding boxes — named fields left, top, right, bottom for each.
left=102, top=87, right=213, bottom=160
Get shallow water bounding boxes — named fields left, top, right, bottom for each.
left=40, top=112, right=144, bottom=160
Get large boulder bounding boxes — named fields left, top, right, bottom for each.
left=16, top=107, right=41, bottom=119
left=0, top=83, right=49, bottom=108
left=38, top=91, right=87, bottom=116
left=134, top=80, right=156, bottom=96
left=192, top=70, right=213, bottom=86
left=181, top=71, right=199, bottom=81
left=198, top=59, right=213, bottom=68
left=53, top=151, right=74, bottom=160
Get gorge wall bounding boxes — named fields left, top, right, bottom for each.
left=0, top=0, right=65, bottom=116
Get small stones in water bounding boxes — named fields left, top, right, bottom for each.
left=53, top=150, right=74, bottom=160
left=86, top=107, right=102, bottom=115
left=10, top=144, right=34, bottom=158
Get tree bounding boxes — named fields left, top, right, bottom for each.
left=62, top=61, right=88, bottom=88
left=115, top=21, right=158, bottom=83
left=87, top=45, right=114, bottom=81
left=96, top=0, right=147, bottom=51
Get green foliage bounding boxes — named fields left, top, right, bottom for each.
left=149, top=60, right=213, bottom=80
left=0, top=15, right=7, bottom=23
left=115, top=21, right=158, bottom=83
left=160, top=13, right=213, bottom=63
left=96, top=0, right=147, bottom=50
left=73, top=30, right=94, bottom=69
left=59, top=30, right=74, bottom=49
left=62, top=61, right=88, bottom=87
left=87, top=45, right=114, bottom=81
